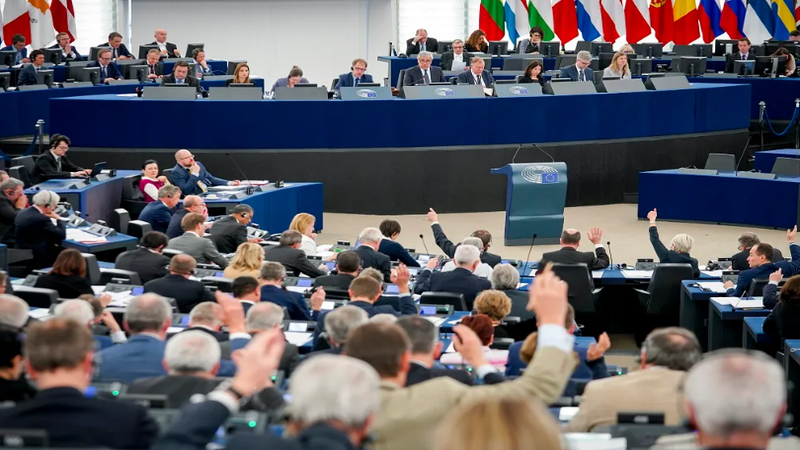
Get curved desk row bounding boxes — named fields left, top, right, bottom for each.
left=0, top=60, right=229, bottom=83
left=689, top=76, right=800, bottom=120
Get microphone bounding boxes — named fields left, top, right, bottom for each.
left=734, top=137, right=752, bottom=172
left=532, top=143, right=556, bottom=162
left=405, top=77, right=431, bottom=87
left=606, top=240, right=614, bottom=269
left=524, top=233, right=537, bottom=275
left=225, top=152, right=256, bottom=194
left=511, top=143, right=556, bottom=164
left=419, top=234, right=431, bottom=255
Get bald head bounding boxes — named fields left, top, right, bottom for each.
left=170, top=254, right=196, bottom=277
left=184, top=195, right=203, bottom=208
left=174, top=149, right=195, bottom=169
left=155, top=28, right=168, bottom=43
left=560, top=229, right=581, bottom=246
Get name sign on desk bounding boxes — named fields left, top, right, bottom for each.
left=339, top=86, right=393, bottom=100
left=273, top=86, right=328, bottom=100
left=494, top=84, right=542, bottom=97
left=403, top=84, right=484, bottom=99
left=142, top=86, right=197, bottom=100
left=678, top=168, right=718, bottom=175
left=209, top=87, right=264, bottom=101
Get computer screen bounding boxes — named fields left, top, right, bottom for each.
left=629, top=58, right=653, bottom=75
left=539, top=42, right=560, bottom=57
left=43, top=48, right=62, bottom=65
left=0, top=50, right=16, bottom=67
left=590, top=42, right=612, bottom=56
left=35, top=69, right=54, bottom=88
left=129, top=65, right=149, bottom=82
left=675, top=56, right=706, bottom=76
left=186, top=43, right=205, bottom=58
left=632, top=43, right=663, bottom=58
left=0, top=72, right=9, bottom=91
left=295, top=278, right=313, bottom=288
left=487, top=41, right=508, bottom=56
left=138, top=44, right=158, bottom=60
left=714, top=39, right=740, bottom=56
left=733, top=60, right=755, bottom=76
left=754, top=55, right=786, bottom=77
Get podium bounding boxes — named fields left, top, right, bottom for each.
left=491, top=163, right=568, bottom=246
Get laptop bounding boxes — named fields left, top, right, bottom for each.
left=88, top=161, right=107, bottom=178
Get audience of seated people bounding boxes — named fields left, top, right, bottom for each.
left=724, top=226, right=800, bottom=297
left=378, top=219, right=420, bottom=267
left=647, top=208, right=700, bottom=278
left=166, top=195, right=205, bottom=239
left=354, top=227, right=392, bottom=281
left=259, top=261, right=324, bottom=321
left=414, top=244, right=492, bottom=309
left=313, top=250, right=361, bottom=290
left=733, top=231, right=784, bottom=270
left=15, top=190, right=67, bottom=268
left=441, top=236, right=494, bottom=277
left=143, top=254, right=215, bottom=312
left=230, top=275, right=260, bottom=314
left=264, top=230, right=328, bottom=277
left=209, top=204, right=258, bottom=254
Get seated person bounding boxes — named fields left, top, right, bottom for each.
left=602, top=52, right=631, bottom=79
left=97, top=31, right=133, bottom=59
left=313, top=250, right=361, bottom=290
left=619, top=43, right=635, bottom=54
left=138, top=159, right=171, bottom=203
left=0, top=322, right=35, bottom=404
left=17, top=49, right=46, bottom=86
left=560, top=50, right=594, bottom=81
left=33, top=134, right=91, bottom=184
left=646, top=208, right=700, bottom=278
left=304, top=305, right=368, bottom=356
left=289, top=212, right=318, bottom=256
left=464, top=30, right=488, bottom=53
left=33, top=249, right=94, bottom=298
left=456, top=58, right=495, bottom=87
left=192, top=49, right=213, bottom=77
left=166, top=212, right=228, bottom=268
left=441, top=237, right=493, bottom=278
left=396, top=316, right=473, bottom=386
left=143, top=254, right=215, bottom=313
left=733, top=232, right=784, bottom=270
left=171, top=149, right=239, bottom=196
left=403, top=51, right=444, bottom=86
left=764, top=273, right=800, bottom=340
left=143, top=49, right=164, bottom=81
left=724, top=227, right=800, bottom=297
left=426, top=208, right=502, bottom=266
left=357, top=266, right=418, bottom=315
left=115, top=231, right=171, bottom=284
left=355, top=227, right=392, bottom=281
left=440, top=314, right=508, bottom=369
left=519, top=60, right=546, bottom=86
left=440, top=39, right=471, bottom=71
left=540, top=228, right=609, bottom=270
left=231, top=276, right=260, bottom=314
left=49, top=32, right=80, bottom=60
left=149, top=28, right=180, bottom=58
left=378, top=219, right=419, bottom=267
left=181, top=302, right=226, bottom=341
left=505, top=305, right=610, bottom=397
left=54, top=298, right=125, bottom=350
left=259, top=262, right=324, bottom=321
left=271, top=66, right=309, bottom=92
left=405, top=28, right=438, bottom=54
left=138, top=185, right=181, bottom=234
left=0, top=177, right=27, bottom=245
left=166, top=195, right=205, bottom=239
left=225, top=62, right=251, bottom=86
left=473, top=290, right=512, bottom=339
left=87, top=48, right=122, bottom=84
left=724, top=38, right=756, bottom=73
left=223, top=242, right=263, bottom=280
left=263, top=230, right=328, bottom=278
left=15, top=190, right=66, bottom=268
left=518, top=26, right=545, bottom=54
left=490, top=263, right=534, bottom=321
left=210, top=204, right=258, bottom=254
left=414, top=245, right=492, bottom=310
left=336, top=58, right=373, bottom=92
left=161, top=60, right=202, bottom=94
left=1, top=34, right=29, bottom=64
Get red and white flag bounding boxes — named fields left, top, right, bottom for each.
left=2, top=0, right=56, bottom=48
left=625, top=0, right=651, bottom=43
left=51, top=0, right=76, bottom=41
left=3, top=0, right=32, bottom=46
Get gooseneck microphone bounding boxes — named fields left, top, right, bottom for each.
left=606, top=240, right=614, bottom=269
left=225, top=152, right=255, bottom=194
left=525, top=233, right=537, bottom=275
left=419, top=234, right=431, bottom=255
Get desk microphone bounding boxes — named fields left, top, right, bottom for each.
left=606, top=240, right=614, bottom=269
left=511, top=143, right=555, bottom=164
left=734, top=137, right=752, bottom=172
left=419, top=234, right=431, bottom=255
left=524, top=233, right=537, bottom=275
left=225, top=152, right=255, bottom=195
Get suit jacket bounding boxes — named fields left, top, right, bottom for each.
left=505, top=340, right=608, bottom=396
left=171, top=162, right=229, bottom=197
left=312, top=273, right=356, bottom=291
left=270, top=77, right=310, bottom=92
left=518, top=39, right=543, bottom=54
left=17, top=63, right=40, bottom=86
left=540, top=246, right=609, bottom=270
left=378, top=238, right=420, bottom=267
left=405, top=37, right=439, bottom=55
left=727, top=243, right=800, bottom=297
left=0, top=46, right=27, bottom=64
left=115, top=247, right=171, bottom=284
left=128, top=375, right=220, bottom=408
left=565, top=367, right=687, bottom=432
left=764, top=296, right=800, bottom=341
left=731, top=247, right=784, bottom=270
left=260, top=285, right=318, bottom=321
left=354, top=245, right=391, bottom=281
left=725, top=52, right=758, bottom=73
left=413, top=267, right=492, bottom=310
left=431, top=223, right=502, bottom=267
left=139, top=200, right=175, bottom=234
left=96, top=334, right=247, bottom=383
left=209, top=216, right=247, bottom=254
left=33, top=273, right=93, bottom=299
left=403, top=65, right=445, bottom=87
left=161, top=73, right=203, bottom=93
left=144, top=274, right=216, bottom=313
left=87, top=60, right=123, bottom=81
left=32, top=151, right=83, bottom=184
left=47, top=43, right=80, bottom=60
left=148, top=41, right=180, bottom=58
left=456, top=69, right=495, bottom=86
left=14, top=206, right=66, bottom=268
left=336, top=72, right=374, bottom=90
left=264, top=245, right=326, bottom=278
left=167, top=232, right=228, bottom=268
left=560, top=65, right=595, bottom=82
left=97, top=42, right=133, bottom=59
left=439, top=51, right=472, bottom=71
left=145, top=61, right=164, bottom=78
left=0, top=195, right=19, bottom=244
left=405, top=362, right=472, bottom=387
left=166, top=208, right=189, bottom=239
left=313, top=300, right=408, bottom=347
left=0, top=387, right=157, bottom=449
left=649, top=226, right=700, bottom=278
left=219, top=339, right=299, bottom=376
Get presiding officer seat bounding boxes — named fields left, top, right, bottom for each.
left=419, top=291, right=467, bottom=311
left=14, top=286, right=59, bottom=308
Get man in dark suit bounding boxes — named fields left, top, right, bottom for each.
left=15, top=190, right=66, bottom=269
left=313, top=250, right=361, bottom=291
left=306, top=304, right=368, bottom=353
left=397, top=316, right=473, bottom=386
left=414, top=245, right=492, bottom=310
left=87, top=48, right=123, bottom=84
left=161, top=60, right=203, bottom=94
left=725, top=37, right=757, bottom=73
left=0, top=318, right=158, bottom=449
left=426, top=208, right=502, bottom=267
left=456, top=57, right=495, bottom=87
left=440, top=39, right=471, bottom=71
left=139, top=185, right=181, bottom=234
left=260, top=261, right=325, bottom=321
left=166, top=195, right=205, bottom=239
left=539, top=228, right=609, bottom=270
left=355, top=227, right=392, bottom=281
left=560, top=50, right=595, bottom=81
left=0, top=177, right=27, bottom=245
left=115, top=231, right=171, bottom=284
left=143, top=254, right=216, bottom=313
left=49, top=32, right=80, bottom=60
left=32, top=134, right=91, bottom=184
left=232, top=276, right=260, bottom=314
left=359, top=266, right=419, bottom=315
left=336, top=58, right=374, bottom=93
left=144, top=48, right=165, bottom=81
left=264, top=230, right=328, bottom=277
left=732, top=232, right=784, bottom=270
left=210, top=205, right=258, bottom=253
left=1, top=34, right=28, bottom=64
left=406, top=28, right=439, bottom=54
left=150, top=28, right=181, bottom=58
left=172, top=149, right=238, bottom=196
left=17, top=49, right=46, bottom=86
left=220, top=302, right=299, bottom=376
left=724, top=228, right=800, bottom=297
left=403, top=51, right=445, bottom=87
left=97, top=31, right=133, bottom=59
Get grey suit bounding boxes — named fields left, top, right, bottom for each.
left=166, top=232, right=228, bottom=268
left=402, top=66, right=444, bottom=87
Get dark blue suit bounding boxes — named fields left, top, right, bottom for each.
left=15, top=206, right=66, bottom=268
left=336, top=72, right=374, bottom=90
left=313, top=300, right=410, bottom=348
left=171, top=162, right=229, bottom=196
left=505, top=340, right=608, bottom=396
left=413, top=267, right=492, bottom=310
left=138, top=200, right=175, bottom=234
left=166, top=208, right=189, bottom=239
left=260, top=284, right=319, bottom=321
left=0, top=46, right=27, bottom=64
left=87, top=60, right=122, bottom=82
left=559, top=65, right=595, bottom=82
left=48, top=43, right=81, bottom=60
left=17, top=64, right=41, bottom=85
left=455, top=69, right=496, bottom=86
left=726, top=243, right=800, bottom=297
left=95, top=334, right=247, bottom=383
left=379, top=238, right=420, bottom=267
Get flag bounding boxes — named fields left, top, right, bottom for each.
left=796, top=0, right=800, bottom=26
left=576, top=0, right=603, bottom=40
left=743, top=0, right=774, bottom=44
left=698, top=0, right=723, bottom=42
left=505, top=0, right=530, bottom=46
left=650, top=0, right=674, bottom=43
left=600, top=0, right=625, bottom=42
left=554, top=0, right=579, bottom=42
left=529, top=0, right=556, bottom=40
left=720, top=0, right=746, bottom=38
left=625, top=0, right=651, bottom=43
left=673, top=0, right=700, bottom=44
left=27, top=0, right=55, bottom=48
left=3, top=0, right=32, bottom=46
left=51, top=0, right=77, bottom=42
left=480, top=0, right=506, bottom=41
left=0, top=4, right=3, bottom=45
left=772, top=0, right=795, bottom=39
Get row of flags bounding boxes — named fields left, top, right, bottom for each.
left=0, top=0, right=76, bottom=49
left=480, top=0, right=800, bottom=46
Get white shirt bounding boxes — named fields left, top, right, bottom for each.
left=156, top=41, right=168, bottom=52
left=453, top=52, right=464, bottom=62
left=471, top=71, right=486, bottom=87
left=59, top=46, right=74, bottom=58
left=422, top=68, right=431, bottom=83
left=299, top=234, right=316, bottom=257
left=50, top=150, right=61, bottom=163
left=575, top=64, right=587, bottom=81
left=141, top=176, right=161, bottom=201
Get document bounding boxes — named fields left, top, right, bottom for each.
left=451, top=61, right=466, bottom=71
left=516, top=282, right=529, bottom=289
left=321, top=301, right=336, bottom=311
left=105, top=290, right=133, bottom=307
left=696, top=281, right=728, bottom=293
left=592, top=270, right=605, bottom=279
left=239, top=180, right=269, bottom=186
left=66, top=228, right=107, bottom=243
left=285, top=286, right=308, bottom=294
left=207, top=186, right=246, bottom=191
left=701, top=270, right=724, bottom=278
left=731, top=298, right=765, bottom=309
left=445, top=341, right=456, bottom=353
left=710, top=297, right=731, bottom=306
left=28, top=309, right=52, bottom=319
left=422, top=316, right=445, bottom=327
left=167, top=326, right=185, bottom=334
left=317, top=244, right=334, bottom=252
left=620, top=270, right=654, bottom=279
left=285, top=331, right=313, bottom=347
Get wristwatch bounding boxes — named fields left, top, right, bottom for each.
left=215, top=379, right=248, bottom=402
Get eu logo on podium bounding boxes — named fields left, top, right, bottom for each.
left=521, top=165, right=559, bottom=184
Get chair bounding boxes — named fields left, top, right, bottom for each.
left=99, top=269, right=142, bottom=285
left=490, top=337, right=514, bottom=350
left=14, top=286, right=59, bottom=308
left=121, top=174, right=147, bottom=219
left=397, top=69, right=407, bottom=89
left=635, top=263, right=693, bottom=342
left=504, top=289, right=534, bottom=321
left=747, top=278, right=769, bottom=297
left=127, top=220, right=152, bottom=240
left=437, top=41, right=453, bottom=53
left=162, top=168, right=175, bottom=185
left=704, top=153, right=735, bottom=171
left=11, top=156, right=35, bottom=179
left=419, top=291, right=467, bottom=311
left=772, top=157, right=800, bottom=176
left=162, top=248, right=183, bottom=258
left=81, top=253, right=102, bottom=285
left=108, top=208, right=130, bottom=235
left=201, top=276, right=233, bottom=293
left=331, top=78, right=340, bottom=90
left=594, top=424, right=688, bottom=448
left=549, top=263, right=601, bottom=314
left=323, top=288, right=349, bottom=300
left=8, top=165, right=31, bottom=187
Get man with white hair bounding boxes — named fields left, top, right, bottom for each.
left=414, top=244, right=492, bottom=310
left=402, top=51, right=445, bottom=86
left=0, top=177, right=27, bottom=245
left=540, top=228, right=609, bottom=270
left=54, top=299, right=128, bottom=349
left=560, top=50, right=595, bottom=81
left=149, top=28, right=180, bottom=58
left=354, top=227, right=391, bottom=282
left=441, top=237, right=493, bottom=278
left=646, top=208, right=700, bottom=278
left=15, top=190, right=66, bottom=267
left=0, top=294, right=29, bottom=329
left=180, top=301, right=225, bottom=342
left=306, top=305, right=368, bottom=357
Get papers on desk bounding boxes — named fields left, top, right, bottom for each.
left=66, top=228, right=107, bottom=243
left=207, top=186, right=246, bottom=191
left=451, top=61, right=467, bottom=71
left=29, top=309, right=52, bottom=320
left=105, top=290, right=134, bottom=307
left=445, top=341, right=456, bottom=353
left=592, top=270, right=605, bottom=279
left=317, top=244, right=333, bottom=252
left=285, top=286, right=308, bottom=294
left=702, top=270, right=724, bottom=278
left=321, top=301, right=336, bottom=311
left=167, top=327, right=185, bottom=334
left=422, top=316, right=446, bottom=327
left=516, top=282, right=529, bottom=289
left=317, top=251, right=335, bottom=259
left=239, top=180, right=269, bottom=186
left=285, top=331, right=313, bottom=347
left=483, top=88, right=494, bottom=96
left=620, top=270, right=653, bottom=279
left=711, top=296, right=765, bottom=309
left=696, top=281, right=728, bottom=293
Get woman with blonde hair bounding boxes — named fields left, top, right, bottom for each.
left=464, top=30, right=489, bottom=53
left=289, top=212, right=317, bottom=256
left=433, top=397, right=562, bottom=450
left=222, top=242, right=263, bottom=279
left=602, top=52, right=631, bottom=79
left=619, top=43, right=636, bottom=54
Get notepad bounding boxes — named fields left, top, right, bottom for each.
left=66, top=229, right=107, bottom=242
left=696, top=281, right=728, bottom=293
left=28, top=309, right=52, bottom=319
left=620, top=270, right=654, bottom=278
left=592, top=270, right=605, bottom=279
left=321, top=301, right=336, bottom=311
left=731, top=298, right=765, bottom=309
left=285, top=331, right=313, bottom=347
left=451, top=61, right=467, bottom=71
left=701, top=270, right=724, bottom=278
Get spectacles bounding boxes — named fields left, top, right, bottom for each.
left=55, top=145, right=69, bottom=150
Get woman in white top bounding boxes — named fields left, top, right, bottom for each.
left=602, top=52, right=631, bottom=79
left=439, top=314, right=508, bottom=369
left=289, top=212, right=317, bottom=256
left=138, top=159, right=171, bottom=203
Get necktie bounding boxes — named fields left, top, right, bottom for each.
left=421, top=43, right=426, bottom=52
left=113, top=48, right=118, bottom=59
left=423, top=70, right=431, bottom=85
left=55, top=157, right=61, bottom=172
left=579, top=70, right=584, bottom=81
left=477, top=74, right=482, bottom=86
left=354, top=77, right=359, bottom=86
left=177, top=78, right=183, bottom=84
left=150, top=65, right=155, bottom=75
left=101, top=66, right=107, bottom=80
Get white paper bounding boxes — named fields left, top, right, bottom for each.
left=316, top=251, right=335, bottom=259
left=483, top=88, right=494, bottom=96
left=239, top=180, right=269, bottom=186
left=732, top=298, right=765, bottom=309
left=697, top=281, right=728, bottom=293
left=620, top=270, right=653, bottom=278
left=207, top=186, right=246, bottom=191
left=417, top=255, right=430, bottom=263
left=285, top=331, right=312, bottom=347
left=66, top=228, right=107, bottom=242
left=516, top=282, right=529, bottom=289
left=167, top=326, right=185, bottom=334
left=711, top=296, right=731, bottom=306
left=421, top=316, right=445, bottom=327
left=451, top=61, right=467, bottom=71
left=445, top=341, right=456, bottom=353
left=317, top=244, right=333, bottom=252
left=592, top=270, right=605, bottom=279
left=321, top=301, right=336, bottom=311
left=285, top=286, right=308, bottom=294
left=702, top=270, right=724, bottom=278
left=29, top=309, right=52, bottom=319
left=558, top=407, right=581, bottom=422
left=92, top=286, right=106, bottom=295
